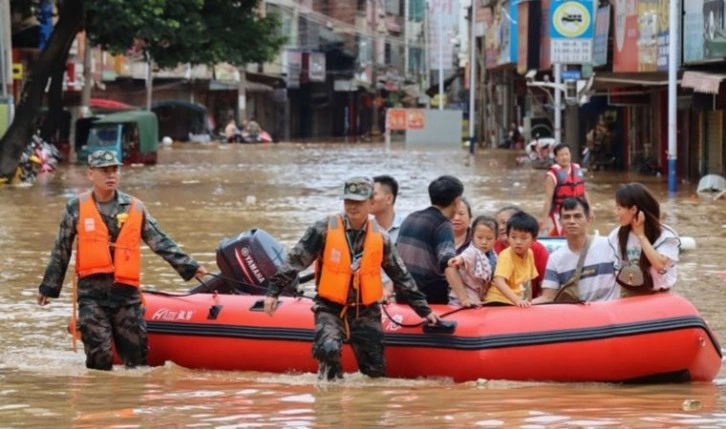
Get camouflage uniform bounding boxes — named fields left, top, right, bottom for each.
left=267, top=177, right=432, bottom=380
left=38, top=151, right=201, bottom=370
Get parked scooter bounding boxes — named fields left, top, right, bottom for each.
left=1, top=133, right=62, bottom=186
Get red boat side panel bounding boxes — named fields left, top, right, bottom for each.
left=134, top=292, right=721, bottom=382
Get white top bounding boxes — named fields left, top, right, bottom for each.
left=607, top=225, right=680, bottom=290
left=381, top=211, right=406, bottom=286
left=542, top=236, right=620, bottom=302
left=449, top=244, right=493, bottom=305
left=387, top=211, right=405, bottom=244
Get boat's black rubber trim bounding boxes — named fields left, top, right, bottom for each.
left=147, top=315, right=721, bottom=357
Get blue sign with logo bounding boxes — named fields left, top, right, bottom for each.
left=560, top=70, right=582, bottom=80
left=549, top=0, right=596, bottom=64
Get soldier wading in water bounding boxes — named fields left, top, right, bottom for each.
left=37, top=150, right=208, bottom=370
left=264, top=177, right=440, bottom=380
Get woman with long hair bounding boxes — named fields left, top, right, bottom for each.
left=607, top=183, right=680, bottom=297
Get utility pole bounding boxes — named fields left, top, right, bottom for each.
left=667, top=0, right=678, bottom=194
left=467, top=0, right=476, bottom=155
left=404, top=0, right=410, bottom=77
left=371, top=0, right=381, bottom=136
left=423, top=0, right=431, bottom=108
left=80, top=34, right=92, bottom=118
left=145, top=54, right=153, bottom=111
left=238, top=67, right=247, bottom=125
left=553, top=63, right=562, bottom=143
left=437, top=0, right=443, bottom=111
left=0, top=0, right=8, bottom=97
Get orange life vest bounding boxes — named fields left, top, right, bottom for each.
left=317, top=215, right=384, bottom=305
left=76, top=192, right=144, bottom=287
left=550, top=163, right=586, bottom=214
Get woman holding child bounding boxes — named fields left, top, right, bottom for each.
left=607, top=183, right=680, bottom=297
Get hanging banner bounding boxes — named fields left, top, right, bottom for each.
left=592, top=5, right=611, bottom=66
left=428, top=0, right=460, bottom=70
left=486, top=0, right=519, bottom=68
left=286, top=50, right=301, bottom=88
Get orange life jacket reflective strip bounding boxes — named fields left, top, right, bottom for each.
left=76, top=191, right=144, bottom=287
left=317, top=215, right=384, bottom=306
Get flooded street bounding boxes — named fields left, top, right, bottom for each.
left=1, top=142, right=726, bottom=427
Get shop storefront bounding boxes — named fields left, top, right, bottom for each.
left=681, top=0, right=726, bottom=177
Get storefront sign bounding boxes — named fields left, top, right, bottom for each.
left=12, top=63, right=23, bottom=80
left=388, top=109, right=407, bottom=130
left=308, top=52, right=326, bottom=82
left=540, top=0, right=552, bottom=69
left=549, top=0, right=596, bottom=64
left=613, top=0, right=676, bottom=72
left=407, top=110, right=425, bottom=129
left=486, top=0, right=519, bottom=67
left=684, top=0, right=725, bottom=63
left=592, top=5, right=610, bottom=66
left=613, top=0, right=637, bottom=71
left=655, top=0, right=678, bottom=70
left=517, top=0, right=541, bottom=74
left=286, top=50, right=301, bottom=88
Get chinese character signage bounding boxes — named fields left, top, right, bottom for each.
left=549, top=0, right=596, bottom=64
left=485, top=0, right=519, bottom=68
left=613, top=0, right=677, bottom=72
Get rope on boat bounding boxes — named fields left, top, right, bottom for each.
left=381, top=301, right=479, bottom=328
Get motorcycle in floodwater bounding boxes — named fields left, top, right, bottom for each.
left=0, top=134, right=62, bottom=186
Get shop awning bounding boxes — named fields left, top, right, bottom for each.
left=593, top=72, right=676, bottom=89
left=681, top=71, right=726, bottom=94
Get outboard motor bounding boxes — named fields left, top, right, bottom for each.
left=212, top=228, right=298, bottom=294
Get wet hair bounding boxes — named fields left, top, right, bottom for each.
left=495, top=205, right=522, bottom=218
left=373, top=175, right=399, bottom=204
left=459, top=197, right=472, bottom=219
left=559, top=197, right=590, bottom=218
left=506, top=211, right=539, bottom=237
left=428, top=175, right=464, bottom=207
left=472, top=215, right=497, bottom=234
left=553, top=143, right=571, bottom=156
left=615, top=183, right=662, bottom=271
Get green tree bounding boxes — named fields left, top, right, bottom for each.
left=1, top=0, right=285, bottom=178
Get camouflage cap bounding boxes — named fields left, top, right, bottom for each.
left=341, top=176, right=373, bottom=201
left=88, top=150, right=122, bottom=168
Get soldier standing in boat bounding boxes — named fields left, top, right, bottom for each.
left=37, top=150, right=208, bottom=371
left=263, top=176, right=440, bottom=381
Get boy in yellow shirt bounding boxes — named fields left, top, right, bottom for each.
left=485, top=211, right=538, bottom=307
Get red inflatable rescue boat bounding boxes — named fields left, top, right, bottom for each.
left=141, top=291, right=721, bottom=383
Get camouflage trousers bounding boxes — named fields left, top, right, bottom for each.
left=312, top=301, right=386, bottom=380
left=77, top=300, right=148, bottom=370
